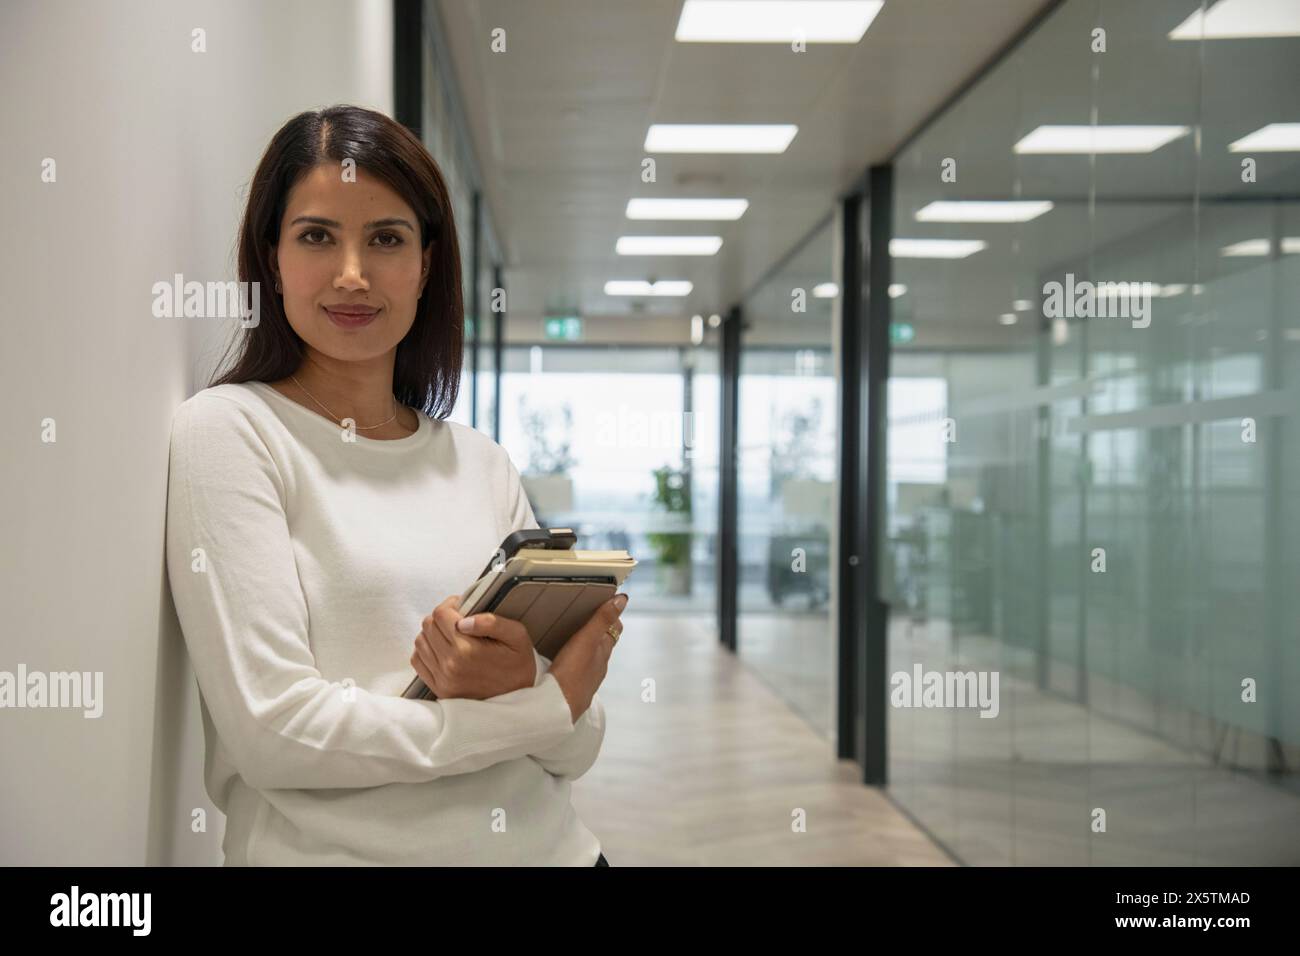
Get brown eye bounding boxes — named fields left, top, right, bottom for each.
left=299, top=228, right=329, bottom=244
left=374, top=231, right=404, bottom=247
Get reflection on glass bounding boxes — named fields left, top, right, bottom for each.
left=420, top=19, right=480, bottom=432
left=737, top=217, right=839, bottom=740
left=882, top=0, right=1300, bottom=865
left=475, top=264, right=497, bottom=436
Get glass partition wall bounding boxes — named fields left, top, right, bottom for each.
left=414, top=0, right=1299, bottom=863
left=882, top=0, right=1300, bottom=865
left=737, top=218, right=840, bottom=740
left=497, top=345, right=719, bottom=613
left=421, top=8, right=499, bottom=430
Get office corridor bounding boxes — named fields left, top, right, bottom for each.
left=572, top=613, right=952, bottom=866
left=5, top=0, right=1299, bottom=884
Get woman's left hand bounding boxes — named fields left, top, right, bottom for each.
left=410, top=595, right=537, bottom=700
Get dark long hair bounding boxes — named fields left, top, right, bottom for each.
left=209, top=104, right=463, bottom=418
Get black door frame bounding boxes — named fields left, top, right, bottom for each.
left=717, top=305, right=742, bottom=654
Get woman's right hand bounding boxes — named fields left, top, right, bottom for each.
left=548, top=594, right=628, bottom=722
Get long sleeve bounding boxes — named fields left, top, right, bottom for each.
left=165, top=395, right=577, bottom=792
left=527, top=649, right=607, bottom=781
left=501, top=453, right=607, bottom=781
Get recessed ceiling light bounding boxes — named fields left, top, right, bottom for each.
left=813, top=282, right=838, bottom=298
left=625, top=198, right=749, bottom=220
left=915, top=200, right=1054, bottom=222
left=1228, top=123, right=1300, bottom=151
left=1222, top=239, right=1270, bottom=256
left=890, top=238, right=987, bottom=259
left=889, top=284, right=908, bottom=298
left=675, top=0, right=883, bottom=43
left=1169, top=0, right=1300, bottom=40
left=616, top=236, right=723, bottom=255
left=644, top=124, right=798, bottom=153
left=1221, top=237, right=1300, bottom=255
left=605, top=280, right=694, bottom=296
left=1014, top=125, right=1189, bottom=154
left=1152, top=284, right=1188, bottom=297
left=1013, top=298, right=1034, bottom=311
left=999, top=313, right=1018, bottom=325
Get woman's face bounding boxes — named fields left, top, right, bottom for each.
left=271, top=163, right=432, bottom=364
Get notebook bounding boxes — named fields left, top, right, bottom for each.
left=401, top=547, right=636, bottom=700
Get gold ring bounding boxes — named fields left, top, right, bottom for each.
left=606, top=623, right=621, bottom=645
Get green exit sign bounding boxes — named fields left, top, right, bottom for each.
left=890, top=322, right=915, bottom=345
left=545, top=317, right=582, bottom=340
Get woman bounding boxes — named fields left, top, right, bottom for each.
left=165, top=104, right=621, bottom=866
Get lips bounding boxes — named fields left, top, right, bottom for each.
left=323, top=305, right=380, bottom=329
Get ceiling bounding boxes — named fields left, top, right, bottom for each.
left=687, top=0, right=1300, bottom=351
left=435, top=0, right=1054, bottom=323
left=878, top=0, right=1300, bottom=346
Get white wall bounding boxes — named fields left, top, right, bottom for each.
left=0, top=0, right=393, bottom=865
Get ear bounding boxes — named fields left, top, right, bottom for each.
left=420, top=245, right=433, bottom=292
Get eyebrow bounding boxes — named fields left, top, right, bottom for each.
left=289, top=215, right=416, bottom=232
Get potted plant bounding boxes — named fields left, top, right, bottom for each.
left=647, top=464, right=693, bottom=595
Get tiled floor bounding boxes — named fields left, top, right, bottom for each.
left=568, top=612, right=954, bottom=866
left=885, top=618, right=1300, bottom=865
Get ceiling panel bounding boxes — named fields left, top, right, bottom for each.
left=436, top=0, right=1054, bottom=323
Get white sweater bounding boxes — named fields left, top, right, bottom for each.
left=164, top=381, right=605, bottom=865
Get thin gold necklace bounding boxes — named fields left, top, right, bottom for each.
left=289, top=374, right=402, bottom=431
